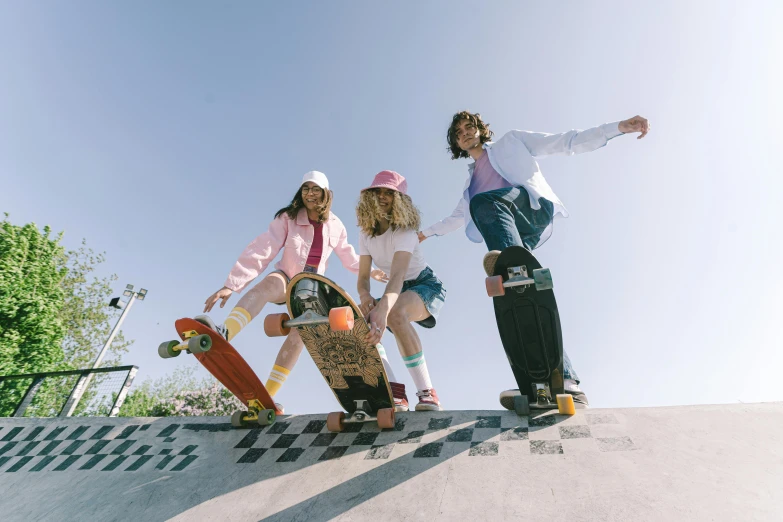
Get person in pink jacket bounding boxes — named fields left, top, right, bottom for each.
left=197, top=171, right=387, bottom=412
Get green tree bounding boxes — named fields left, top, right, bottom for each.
left=60, top=240, right=131, bottom=369
left=0, top=215, right=68, bottom=414
left=0, top=215, right=133, bottom=416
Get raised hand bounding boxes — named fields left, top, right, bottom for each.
left=203, top=286, right=232, bottom=313
left=619, top=115, right=650, bottom=139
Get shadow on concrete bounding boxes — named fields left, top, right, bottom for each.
left=255, top=410, right=569, bottom=521
left=0, top=409, right=571, bottom=521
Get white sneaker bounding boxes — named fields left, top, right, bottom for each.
left=565, top=379, right=589, bottom=408
left=194, top=315, right=229, bottom=341
left=414, top=389, right=442, bottom=411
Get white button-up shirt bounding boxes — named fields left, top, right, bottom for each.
left=421, top=121, right=624, bottom=246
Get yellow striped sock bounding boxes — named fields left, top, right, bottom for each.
left=265, top=364, right=291, bottom=397
left=224, top=307, right=251, bottom=342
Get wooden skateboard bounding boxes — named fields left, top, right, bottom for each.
left=264, top=273, right=396, bottom=432
left=485, top=246, right=575, bottom=416
left=158, top=317, right=282, bottom=428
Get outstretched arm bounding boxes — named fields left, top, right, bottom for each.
left=418, top=197, right=467, bottom=242
left=223, top=217, right=287, bottom=293
left=205, top=218, right=288, bottom=312
left=512, top=115, right=650, bottom=158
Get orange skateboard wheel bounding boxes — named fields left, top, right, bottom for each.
left=327, top=411, right=345, bottom=432
left=486, top=275, right=505, bottom=297
left=377, top=408, right=395, bottom=429
left=329, top=306, right=355, bottom=331
left=264, top=313, right=291, bottom=337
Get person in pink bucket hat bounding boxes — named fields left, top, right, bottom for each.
left=355, top=170, right=446, bottom=411
left=196, top=171, right=387, bottom=413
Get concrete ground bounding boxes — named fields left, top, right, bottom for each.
left=0, top=403, right=781, bottom=521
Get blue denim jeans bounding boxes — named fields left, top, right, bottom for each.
left=469, top=187, right=579, bottom=383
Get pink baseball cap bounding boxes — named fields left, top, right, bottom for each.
left=362, top=170, right=408, bottom=195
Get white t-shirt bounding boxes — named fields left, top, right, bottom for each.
left=359, top=228, right=428, bottom=281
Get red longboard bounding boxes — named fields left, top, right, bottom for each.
left=158, top=317, right=281, bottom=427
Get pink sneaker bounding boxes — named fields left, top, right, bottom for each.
left=415, top=389, right=442, bottom=411
left=390, top=382, right=409, bottom=412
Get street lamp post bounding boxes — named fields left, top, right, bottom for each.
left=59, top=284, right=148, bottom=417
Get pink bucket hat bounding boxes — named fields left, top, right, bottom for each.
left=361, top=170, right=408, bottom=195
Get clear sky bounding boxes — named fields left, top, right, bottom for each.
left=2, top=1, right=781, bottom=414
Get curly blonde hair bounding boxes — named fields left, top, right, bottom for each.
left=356, top=189, right=421, bottom=237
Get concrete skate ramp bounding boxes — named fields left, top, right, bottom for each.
left=0, top=403, right=781, bottom=521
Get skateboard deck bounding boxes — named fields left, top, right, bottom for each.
left=158, top=318, right=281, bottom=427
left=264, top=273, right=395, bottom=432
left=488, top=246, right=570, bottom=414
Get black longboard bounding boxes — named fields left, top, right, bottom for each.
left=491, top=246, right=565, bottom=412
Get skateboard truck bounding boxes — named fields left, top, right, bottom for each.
left=512, top=383, right=575, bottom=415
left=346, top=400, right=374, bottom=424
left=534, top=383, right=554, bottom=407
left=231, top=399, right=276, bottom=428
left=486, top=265, right=553, bottom=297
left=158, top=330, right=212, bottom=359
left=264, top=304, right=355, bottom=336
left=326, top=399, right=395, bottom=432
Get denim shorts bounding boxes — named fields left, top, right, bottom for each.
left=400, top=266, right=447, bottom=329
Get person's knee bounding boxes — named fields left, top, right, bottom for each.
left=255, top=274, right=284, bottom=298
left=387, top=306, right=409, bottom=330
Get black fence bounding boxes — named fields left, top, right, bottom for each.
left=0, top=365, right=138, bottom=418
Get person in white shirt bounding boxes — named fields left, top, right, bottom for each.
left=357, top=170, right=446, bottom=412
left=418, top=111, right=650, bottom=409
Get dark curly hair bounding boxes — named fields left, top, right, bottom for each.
left=275, top=184, right=333, bottom=223
left=447, top=111, right=494, bottom=160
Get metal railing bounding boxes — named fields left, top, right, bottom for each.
left=0, top=365, right=138, bottom=418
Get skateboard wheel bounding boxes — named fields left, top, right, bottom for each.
left=264, top=313, right=291, bottom=337
left=326, top=411, right=345, bottom=432
left=256, top=409, right=276, bottom=426
left=158, top=340, right=180, bottom=359
left=486, top=275, right=505, bottom=297
left=329, top=306, right=354, bottom=332
left=231, top=411, right=249, bottom=428
left=556, top=394, right=576, bottom=415
left=377, top=408, right=395, bottom=429
left=187, top=334, right=212, bottom=354
left=533, top=268, right=553, bottom=291
left=514, top=395, right=530, bottom=416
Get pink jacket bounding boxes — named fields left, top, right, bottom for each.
left=224, top=208, right=361, bottom=293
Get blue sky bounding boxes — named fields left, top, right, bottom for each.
left=2, top=1, right=781, bottom=413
